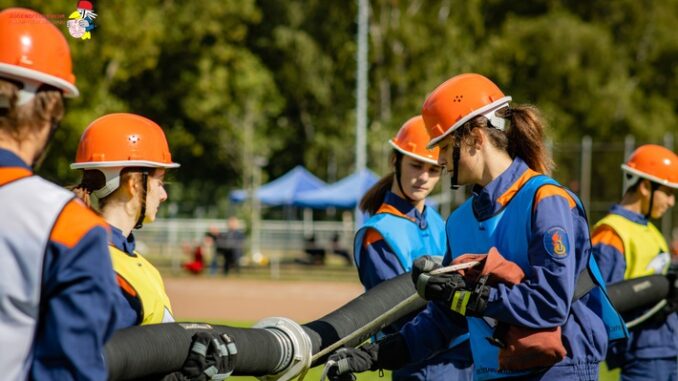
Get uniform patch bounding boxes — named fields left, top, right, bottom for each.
left=543, top=227, right=569, bottom=258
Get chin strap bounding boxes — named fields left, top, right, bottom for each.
left=450, top=139, right=461, bottom=190
left=394, top=153, right=415, bottom=203
left=644, top=182, right=660, bottom=220
left=134, top=171, right=149, bottom=229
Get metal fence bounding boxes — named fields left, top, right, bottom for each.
left=139, top=134, right=677, bottom=276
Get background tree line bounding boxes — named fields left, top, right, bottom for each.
left=7, top=0, right=678, bottom=218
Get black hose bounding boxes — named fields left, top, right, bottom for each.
left=606, top=274, right=669, bottom=313
left=105, top=272, right=671, bottom=380
left=106, top=273, right=423, bottom=380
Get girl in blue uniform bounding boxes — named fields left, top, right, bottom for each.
left=354, top=116, right=472, bottom=381
left=326, top=73, right=626, bottom=381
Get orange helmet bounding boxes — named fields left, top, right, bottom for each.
left=422, top=73, right=511, bottom=148
left=71, top=113, right=179, bottom=197
left=0, top=8, right=78, bottom=104
left=622, top=144, right=678, bottom=191
left=388, top=116, right=439, bottom=165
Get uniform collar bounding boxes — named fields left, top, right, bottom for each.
left=610, top=204, right=648, bottom=226
left=380, top=191, right=428, bottom=229
left=110, top=224, right=137, bottom=256
left=0, top=148, right=31, bottom=169
left=472, top=157, right=539, bottom=220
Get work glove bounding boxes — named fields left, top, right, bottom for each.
left=325, top=345, right=379, bottom=381
left=162, top=331, right=237, bottom=381
left=447, top=275, right=491, bottom=317
left=412, top=256, right=465, bottom=301
left=323, top=334, right=409, bottom=381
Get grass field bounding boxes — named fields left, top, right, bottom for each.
left=203, top=320, right=620, bottom=381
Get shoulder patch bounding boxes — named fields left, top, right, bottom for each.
left=543, top=226, right=570, bottom=258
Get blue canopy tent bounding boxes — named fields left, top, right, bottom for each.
left=294, top=168, right=380, bottom=209
left=229, top=165, right=326, bottom=206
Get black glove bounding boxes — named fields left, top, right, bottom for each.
left=411, top=256, right=442, bottom=285
left=324, top=334, right=410, bottom=381
left=163, top=332, right=237, bottom=381
left=414, top=269, right=467, bottom=303
left=325, top=345, right=378, bottom=381
left=448, top=275, right=491, bottom=317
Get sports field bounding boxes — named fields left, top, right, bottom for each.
left=165, top=276, right=619, bottom=381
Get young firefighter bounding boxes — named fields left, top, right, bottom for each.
left=326, top=73, right=626, bottom=380
left=592, top=144, right=678, bottom=380
left=0, top=8, right=118, bottom=380
left=71, top=113, right=236, bottom=380
left=353, top=116, right=472, bottom=380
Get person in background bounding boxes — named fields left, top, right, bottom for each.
left=327, top=73, right=626, bottom=381
left=215, top=216, right=245, bottom=274
left=0, top=8, right=118, bottom=380
left=182, top=233, right=215, bottom=275
left=591, top=144, right=678, bottom=381
left=351, top=115, right=472, bottom=380
left=330, top=232, right=353, bottom=266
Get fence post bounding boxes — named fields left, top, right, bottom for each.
left=580, top=136, right=592, bottom=220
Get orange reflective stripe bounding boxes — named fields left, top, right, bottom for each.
left=496, top=168, right=540, bottom=206
left=533, top=185, right=577, bottom=211
left=362, top=228, right=384, bottom=247
left=0, top=167, right=32, bottom=186
left=376, top=203, right=416, bottom=222
left=115, top=273, right=138, bottom=298
left=50, top=199, right=108, bottom=249
left=591, top=225, right=625, bottom=255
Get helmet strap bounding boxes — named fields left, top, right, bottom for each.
left=134, top=171, right=149, bottom=229
left=394, top=152, right=414, bottom=203
left=450, top=138, right=461, bottom=190
left=644, top=181, right=660, bottom=220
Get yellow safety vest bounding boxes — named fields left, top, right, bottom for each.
left=109, top=245, right=174, bottom=325
left=594, top=213, right=669, bottom=279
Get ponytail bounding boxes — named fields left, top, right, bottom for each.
left=504, top=105, right=554, bottom=175
left=71, top=169, right=107, bottom=208
left=359, top=173, right=394, bottom=215
left=461, top=104, right=554, bottom=175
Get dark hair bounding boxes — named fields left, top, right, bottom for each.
left=454, top=104, right=554, bottom=175
left=72, top=167, right=155, bottom=209
left=0, top=79, right=64, bottom=142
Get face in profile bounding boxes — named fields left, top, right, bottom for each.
left=143, top=169, right=168, bottom=223
left=648, top=185, right=676, bottom=219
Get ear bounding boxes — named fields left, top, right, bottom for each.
left=124, top=174, right=140, bottom=198
left=638, top=179, right=652, bottom=197
left=471, top=128, right=485, bottom=149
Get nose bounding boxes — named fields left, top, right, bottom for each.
left=160, top=186, right=168, bottom=203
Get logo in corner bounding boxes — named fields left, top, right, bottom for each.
left=67, top=0, right=96, bottom=40
left=543, top=227, right=569, bottom=258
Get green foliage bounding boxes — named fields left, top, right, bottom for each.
left=4, top=0, right=677, bottom=215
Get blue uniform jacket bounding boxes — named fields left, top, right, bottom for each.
left=355, top=192, right=472, bottom=373
left=0, top=149, right=120, bottom=381
left=400, top=158, right=610, bottom=380
left=592, top=205, right=678, bottom=362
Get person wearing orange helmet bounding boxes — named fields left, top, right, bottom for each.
left=71, top=113, right=237, bottom=380
left=0, top=7, right=119, bottom=380
left=346, top=116, right=472, bottom=381
left=326, top=74, right=626, bottom=381
left=591, top=144, right=678, bottom=380
left=71, top=113, right=180, bottom=326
